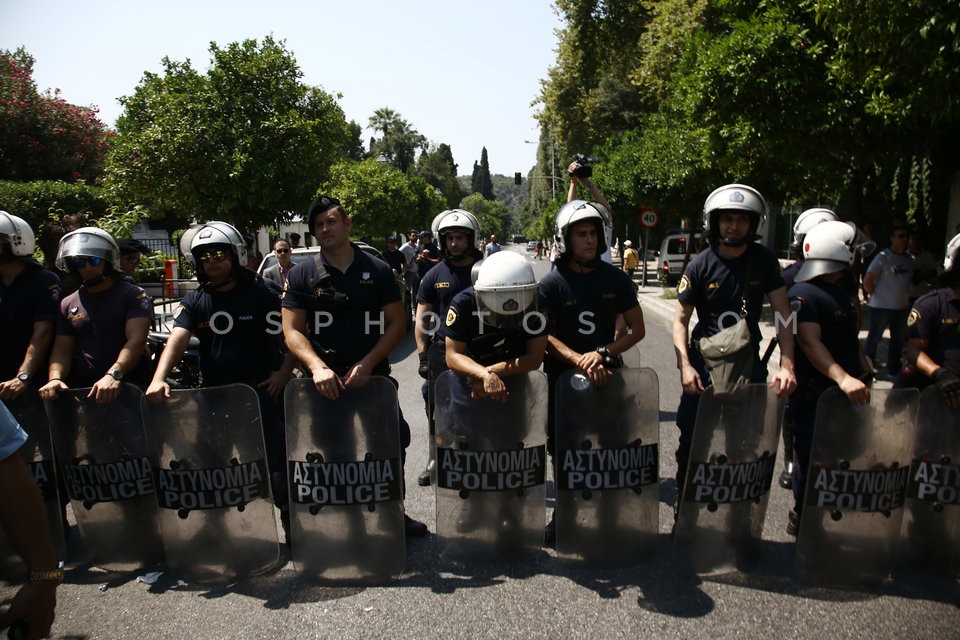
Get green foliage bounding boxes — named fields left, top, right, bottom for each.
left=368, top=108, right=426, bottom=172
left=104, top=36, right=350, bottom=233
left=459, top=193, right=511, bottom=242
left=0, top=47, right=109, bottom=182
left=320, top=159, right=445, bottom=239
left=470, top=148, right=495, bottom=200
left=415, top=143, right=463, bottom=209
left=0, top=179, right=109, bottom=233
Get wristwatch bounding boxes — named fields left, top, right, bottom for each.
left=108, top=369, right=123, bottom=381
left=16, top=371, right=30, bottom=383
left=29, top=566, right=64, bottom=583
left=596, top=346, right=610, bottom=357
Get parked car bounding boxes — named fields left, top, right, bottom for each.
left=657, top=231, right=702, bottom=284
left=526, top=241, right=538, bottom=252
left=256, top=243, right=412, bottom=330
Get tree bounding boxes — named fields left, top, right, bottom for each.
left=367, top=108, right=426, bottom=173
left=415, top=142, right=462, bottom=209
left=321, top=158, right=445, bottom=240
left=470, top=147, right=494, bottom=200
left=104, top=36, right=350, bottom=232
left=460, top=193, right=511, bottom=242
left=0, top=47, right=109, bottom=182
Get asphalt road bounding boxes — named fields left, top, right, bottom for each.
left=3, top=245, right=958, bottom=639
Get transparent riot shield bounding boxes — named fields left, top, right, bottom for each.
left=44, top=384, right=164, bottom=571
left=796, top=387, right=918, bottom=588
left=554, top=368, right=659, bottom=564
left=434, top=370, right=548, bottom=562
left=899, top=387, right=960, bottom=577
left=620, top=345, right=641, bottom=369
left=675, top=383, right=783, bottom=574
left=141, top=384, right=279, bottom=581
left=285, top=377, right=405, bottom=582
left=0, top=394, right=65, bottom=578
left=424, top=341, right=448, bottom=473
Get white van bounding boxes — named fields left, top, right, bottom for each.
left=657, top=231, right=702, bottom=284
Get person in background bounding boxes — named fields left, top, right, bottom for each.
left=116, top=238, right=149, bottom=281
left=621, top=240, right=640, bottom=279
left=289, top=232, right=302, bottom=249
left=863, top=224, right=914, bottom=379
left=381, top=235, right=406, bottom=275
left=262, top=238, right=294, bottom=290
left=484, top=235, right=501, bottom=256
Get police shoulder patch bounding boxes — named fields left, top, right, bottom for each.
left=790, top=297, right=804, bottom=313
left=445, top=306, right=459, bottom=327
left=907, top=308, right=920, bottom=327
left=172, top=305, right=184, bottom=320
left=677, top=275, right=691, bottom=294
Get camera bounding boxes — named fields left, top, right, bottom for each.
left=569, top=153, right=598, bottom=179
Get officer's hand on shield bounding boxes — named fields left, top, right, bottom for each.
left=313, top=365, right=344, bottom=400
left=472, top=370, right=508, bottom=402
left=576, top=351, right=612, bottom=388
left=838, top=374, right=870, bottom=405
left=145, top=380, right=171, bottom=403
left=259, top=369, right=289, bottom=400
left=38, top=378, right=68, bottom=400
left=89, top=374, right=121, bottom=404
left=342, top=362, right=372, bottom=390
left=769, top=367, right=797, bottom=398
left=932, top=367, right=960, bottom=408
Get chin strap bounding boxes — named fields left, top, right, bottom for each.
left=82, top=274, right=108, bottom=287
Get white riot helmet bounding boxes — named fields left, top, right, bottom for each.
left=792, top=207, right=838, bottom=249
left=795, top=221, right=875, bottom=283
left=433, top=209, right=482, bottom=259
left=553, top=200, right=610, bottom=258
left=55, top=227, right=120, bottom=272
left=473, top=251, right=538, bottom=328
left=703, top=183, right=767, bottom=246
left=0, top=211, right=36, bottom=257
left=185, top=221, right=248, bottom=267
left=944, top=233, right=960, bottom=271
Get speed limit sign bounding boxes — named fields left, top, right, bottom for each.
left=639, top=208, right=659, bottom=229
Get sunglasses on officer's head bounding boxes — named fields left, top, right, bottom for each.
left=70, top=256, right=104, bottom=268
left=198, top=250, right=230, bottom=263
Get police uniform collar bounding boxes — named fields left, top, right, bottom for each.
left=318, top=243, right=359, bottom=273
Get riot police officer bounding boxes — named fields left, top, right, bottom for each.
left=146, top=222, right=295, bottom=530
left=672, top=185, right=797, bottom=505
left=538, top=200, right=646, bottom=543
left=281, top=196, right=428, bottom=537
left=0, top=212, right=60, bottom=404
left=39, top=228, right=152, bottom=404
left=414, top=209, right=483, bottom=486
left=786, top=221, right=876, bottom=534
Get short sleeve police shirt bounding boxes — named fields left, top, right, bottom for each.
left=789, top=279, right=864, bottom=389
left=677, top=243, right=784, bottom=343
left=907, top=288, right=960, bottom=375
left=0, top=262, right=60, bottom=379
left=441, top=287, right=545, bottom=367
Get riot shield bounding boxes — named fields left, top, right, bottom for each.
left=900, top=386, right=960, bottom=577
left=434, top=370, right=548, bottom=562
left=675, top=383, right=783, bottom=574
left=796, top=387, right=918, bottom=588
left=285, top=377, right=405, bottom=582
left=44, top=384, right=164, bottom=572
left=141, top=384, right=279, bottom=581
left=0, top=394, right=65, bottom=578
left=554, top=368, right=659, bottom=564
left=424, top=341, right=448, bottom=472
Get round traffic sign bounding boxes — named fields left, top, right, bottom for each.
left=639, top=208, right=659, bottom=229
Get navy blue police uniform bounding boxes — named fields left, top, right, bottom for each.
left=175, top=277, right=288, bottom=504
left=787, top=278, right=866, bottom=515
left=1, top=259, right=60, bottom=384
left=538, top=260, right=639, bottom=451
left=281, top=244, right=411, bottom=451
left=903, top=287, right=960, bottom=379
left=675, top=243, right=783, bottom=474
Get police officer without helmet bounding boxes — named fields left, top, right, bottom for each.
left=262, top=238, right=294, bottom=290
left=0, top=212, right=61, bottom=403
left=280, top=196, right=428, bottom=537
left=414, top=209, right=484, bottom=486
left=538, top=198, right=646, bottom=543
left=671, top=184, right=797, bottom=496
left=786, top=220, right=875, bottom=535
left=39, top=228, right=152, bottom=404
left=116, top=238, right=149, bottom=280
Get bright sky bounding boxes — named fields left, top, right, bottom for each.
left=0, top=0, right=562, bottom=177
